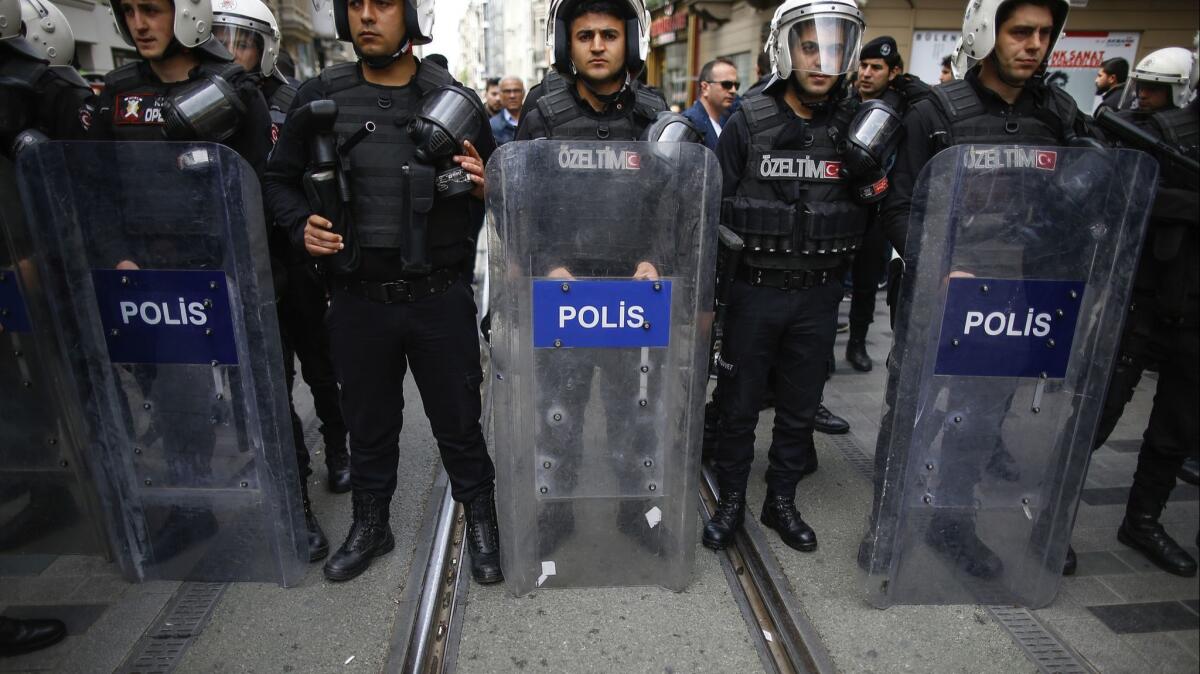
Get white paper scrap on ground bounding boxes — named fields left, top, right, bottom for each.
left=763, top=630, right=773, bottom=642
left=645, top=506, right=662, bottom=528
left=536, top=560, right=557, bottom=587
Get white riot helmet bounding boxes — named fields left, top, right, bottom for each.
left=1120, top=47, right=1196, bottom=110
left=763, top=0, right=864, bottom=81
left=1, top=0, right=39, bottom=60
left=956, top=0, right=1069, bottom=74
left=110, top=0, right=216, bottom=51
left=212, top=0, right=280, bottom=77
left=546, top=0, right=650, bottom=78
left=332, top=0, right=434, bottom=46
left=19, top=0, right=74, bottom=66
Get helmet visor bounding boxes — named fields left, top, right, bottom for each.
left=213, top=25, right=265, bottom=69
left=786, top=17, right=860, bottom=76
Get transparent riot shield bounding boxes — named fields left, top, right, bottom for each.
left=488, top=140, right=719, bottom=595
left=862, top=145, right=1158, bottom=608
left=15, top=142, right=307, bottom=585
left=1, top=156, right=107, bottom=558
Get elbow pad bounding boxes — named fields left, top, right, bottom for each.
left=840, top=99, right=903, bottom=204
left=163, top=74, right=247, bottom=142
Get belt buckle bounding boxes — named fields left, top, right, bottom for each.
left=780, top=270, right=792, bottom=291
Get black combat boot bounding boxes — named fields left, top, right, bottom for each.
left=702, top=490, right=745, bottom=550
left=323, top=492, right=394, bottom=582
left=813, top=403, right=849, bottom=435
left=1118, top=511, right=1197, bottom=577
left=760, top=493, right=817, bottom=552
left=926, top=516, right=1003, bottom=579
left=324, top=432, right=351, bottom=494
left=301, top=481, right=329, bottom=563
left=464, top=486, right=503, bottom=584
left=1062, top=545, right=1077, bottom=576
left=1178, top=456, right=1200, bottom=486
left=845, top=336, right=872, bottom=372
left=0, top=617, right=66, bottom=656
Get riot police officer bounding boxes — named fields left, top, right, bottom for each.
left=875, top=0, right=1094, bottom=577
left=263, top=0, right=502, bottom=584
left=1087, top=47, right=1198, bottom=577
left=704, top=0, right=900, bottom=552
left=516, top=0, right=666, bottom=141
left=1, top=0, right=91, bottom=156
left=213, top=0, right=350, bottom=566
left=89, top=0, right=272, bottom=170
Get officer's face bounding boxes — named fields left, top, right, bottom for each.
left=789, top=21, right=844, bottom=98
left=119, top=0, right=176, bottom=60
left=569, top=12, right=626, bottom=84
left=214, top=26, right=262, bottom=74
left=992, top=4, right=1055, bottom=85
left=347, top=0, right=406, bottom=58
left=500, top=77, right=525, bottom=114
left=1136, top=82, right=1172, bottom=112
left=857, top=58, right=896, bottom=99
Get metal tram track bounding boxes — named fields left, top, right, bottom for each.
left=388, top=466, right=835, bottom=674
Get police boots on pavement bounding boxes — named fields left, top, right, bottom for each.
left=875, top=0, right=1095, bottom=577
left=212, top=0, right=350, bottom=566
left=1, top=0, right=92, bottom=156
left=516, top=0, right=666, bottom=141
left=1087, top=47, right=1199, bottom=578
left=90, top=0, right=272, bottom=169
left=704, top=0, right=900, bottom=553
left=263, top=0, right=502, bottom=584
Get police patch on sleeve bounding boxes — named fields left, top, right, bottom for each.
left=114, top=93, right=166, bottom=126
left=756, top=151, right=843, bottom=181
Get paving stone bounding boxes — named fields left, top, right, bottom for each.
left=1072, top=551, right=1137, bottom=577
left=0, top=554, right=56, bottom=576
left=1116, top=631, right=1198, bottom=673
left=39, top=555, right=120, bottom=579
left=1087, top=601, right=1200, bottom=634
left=1096, top=573, right=1200, bottom=604
left=1058, top=576, right=1126, bottom=606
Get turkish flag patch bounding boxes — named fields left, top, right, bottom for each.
left=1035, top=150, right=1057, bottom=171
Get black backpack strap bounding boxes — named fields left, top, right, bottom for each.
left=102, top=62, right=143, bottom=94
left=741, top=92, right=788, bottom=154
left=536, top=71, right=584, bottom=132
left=318, top=62, right=361, bottom=95
left=1032, top=83, right=1082, bottom=143
left=632, top=83, right=667, bottom=123
left=927, top=79, right=983, bottom=149
left=414, top=58, right=454, bottom=94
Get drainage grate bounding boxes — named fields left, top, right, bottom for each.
left=825, top=433, right=874, bottom=480
left=987, top=606, right=1094, bottom=674
left=117, top=582, right=228, bottom=674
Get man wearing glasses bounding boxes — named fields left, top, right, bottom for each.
left=683, top=57, right=738, bottom=150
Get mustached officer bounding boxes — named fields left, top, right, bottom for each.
left=704, top=0, right=900, bottom=553
left=516, top=0, right=665, bottom=142
left=1, top=0, right=92, bottom=156
left=212, top=0, right=351, bottom=566
left=875, top=0, right=1097, bottom=578
left=90, top=0, right=272, bottom=171
left=263, top=0, right=502, bottom=584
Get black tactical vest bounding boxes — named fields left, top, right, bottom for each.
left=536, top=71, right=666, bottom=140
left=102, top=59, right=245, bottom=142
left=1, top=54, right=46, bottom=144
left=927, top=78, right=1078, bottom=148
left=318, top=60, right=466, bottom=252
left=726, top=92, right=868, bottom=271
left=1149, top=105, right=1200, bottom=159
left=263, top=77, right=297, bottom=129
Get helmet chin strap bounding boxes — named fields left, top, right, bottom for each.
left=788, top=74, right=838, bottom=115
left=571, top=63, right=630, bottom=108
left=357, top=36, right=411, bottom=70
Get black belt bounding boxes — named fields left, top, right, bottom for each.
left=737, top=265, right=836, bottom=290
left=338, top=267, right=460, bottom=304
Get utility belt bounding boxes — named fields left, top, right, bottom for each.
left=736, top=265, right=837, bottom=291
left=722, top=196, right=868, bottom=257
left=338, top=267, right=460, bottom=304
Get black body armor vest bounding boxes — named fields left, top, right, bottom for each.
left=264, top=77, right=297, bottom=128
left=725, top=92, right=869, bottom=271
left=102, top=59, right=245, bottom=141
left=1, top=54, right=88, bottom=149
left=319, top=59, right=468, bottom=252
left=537, top=71, right=666, bottom=140
left=926, top=78, right=1079, bottom=149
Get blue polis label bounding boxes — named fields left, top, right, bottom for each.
left=934, top=278, right=1085, bottom=379
left=92, top=269, right=238, bottom=365
left=0, top=269, right=32, bottom=333
left=533, top=279, right=671, bottom=349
